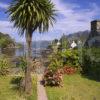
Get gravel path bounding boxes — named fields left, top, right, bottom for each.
left=37, top=74, right=48, bottom=100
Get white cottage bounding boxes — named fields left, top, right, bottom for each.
left=70, top=41, right=77, bottom=49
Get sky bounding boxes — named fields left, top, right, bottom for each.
left=0, top=0, right=100, bottom=42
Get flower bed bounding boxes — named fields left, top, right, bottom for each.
left=42, top=69, right=63, bottom=87
left=63, top=66, right=76, bottom=75
left=42, top=66, right=77, bottom=87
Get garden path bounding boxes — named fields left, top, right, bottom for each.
left=37, top=74, right=48, bottom=100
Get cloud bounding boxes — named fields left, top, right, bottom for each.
left=0, top=1, right=100, bottom=42
left=0, top=2, right=9, bottom=9
left=0, top=20, right=15, bottom=34
left=0, top=20, right=25, bottom=42
left=51, top=0, right=100, bottom=34
left=0, top=20, right=12, bottom=28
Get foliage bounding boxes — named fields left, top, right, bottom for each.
left=7, top=0, right=56, bottom=35
left=0, top=32, right=14, bottom=48
left=48, top=48, right=80, bottom=74
left=42, top=67, right=77, bottom=87
left=52, top=39, right=59, bottom=46
left=59, top=34, right=69, bottom=50
left=47, top=39, right=59, bottom=53
left=43, top=49, right=79, bottom=86
left=11, top=76, right=25, bottom=93
left=11, top=76, right=23, bottom=88
left=82, top=48, right=100, bottom=80
left=48, top=52, right=63, bottom=71
left=42, top=69, right=63, bottom=86
left=61, top=49, right=80, bottom=68
left=17, top=56, right=27, bottom=72
left=63, top=66, right=76, bottom=75
left=0, top=55, right=11, bottom=75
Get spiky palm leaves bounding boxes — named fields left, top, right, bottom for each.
left=7, top=0, right=56, bottom=35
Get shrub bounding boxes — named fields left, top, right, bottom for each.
left=16, top=56, right=27, bottom=72
left=11, top=77, right=23, bottom=86
left=48, top=52, right=63, bottom=71
left=82, top=48, right=100, bottom=81
left=11, top=76, right=25, bottom=91
left=42, top=69, right=63, bottom=87
left=0, top=55, right=10, bottom=75
left=63, top=66, right=76, bottom=75
left=47, top=49, right=80, bottom=74
left=61, top=49, right=80, bottom=68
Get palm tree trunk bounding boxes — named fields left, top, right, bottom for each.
left=25, top=30, right=33, bottom=95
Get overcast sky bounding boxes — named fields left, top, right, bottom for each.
left=0, top=0, right=100, bottom=42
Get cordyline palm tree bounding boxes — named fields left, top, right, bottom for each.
left=7, top=0, right=56, bottom=95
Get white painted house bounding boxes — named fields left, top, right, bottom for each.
left=70, top=41, right=77, bottom=49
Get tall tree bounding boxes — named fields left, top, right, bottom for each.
left=60, top=34, right=69, bottom=50
left=7, top=0, right=56, bottom=95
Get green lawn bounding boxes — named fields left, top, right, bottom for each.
left=0, top=75, right=37, bottom=100
left=46, top=74, right=100, bottom=100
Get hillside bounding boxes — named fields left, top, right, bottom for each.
left=67, top=30, right=90, bottom=44
left=0, top=32, right=15, bottom=48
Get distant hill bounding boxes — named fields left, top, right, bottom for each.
left=32, top=41, right=51, bottom=49
left=67, top=30, right=90, bottom=44
left=17, top=31, right=91, bottom=49
left=34, top=31, right=91, bottom=49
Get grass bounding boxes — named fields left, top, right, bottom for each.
left=0, top=75, right=37, bottom=100
left=46, top=74, right=100, bottom=100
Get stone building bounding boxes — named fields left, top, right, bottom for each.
left=91, top=20, right=100, bottom=37
left=85, top=20, right=100, bottom=47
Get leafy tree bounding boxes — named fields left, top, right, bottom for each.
left=0, top=32, right=14, bottom=48
left=7, top=0, right=56, bottom=94
left=60, top=34, right=69, bottom=50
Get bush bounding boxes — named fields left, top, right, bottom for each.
left=42, top=65, right=77, bottom=87
left=47, top=49, right=80, bottom=74
left=16, top=56, right=27, bottom=72
left=42, top=69, right=63, bottom=87
left=11, top=76, right=25, bottom=91
left=48, top=52, right=63, bottom=71
left=61, top=49, right=80, bottom=68
left=63, top=66, right=76, bottom=75
left=0, top=55, right=11, bottom=75
left=11, top=77, right=23, bottom=86
left=82, top=48, right=100, bottom=80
